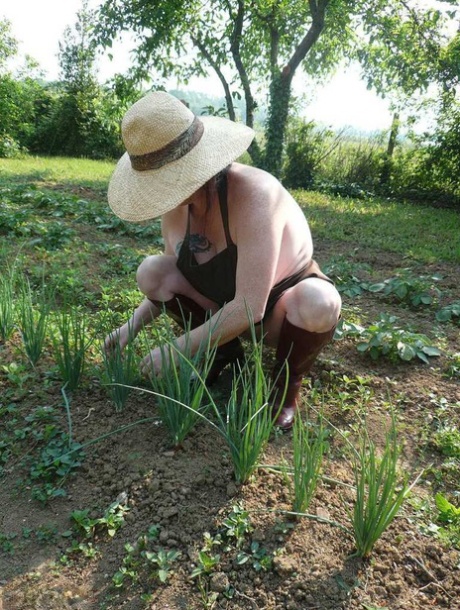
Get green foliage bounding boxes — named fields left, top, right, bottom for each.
left=0, top=265, right=16, bottom=341
left=283, top=120, right=336, bottom=189
left=368, top=269, right=442, bottom=307
left=432, top=426, right=460, bottom=459
left=337, top=314, right=441, bottom=363
left=433, top=493, right=460, bottom=549
left=323, top=257, right=372, bottom=298
left=436, top=302, right=460, bottom=324
left=0, top=403, right=84, bottom=502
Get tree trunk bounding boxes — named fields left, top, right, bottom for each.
left=262, top=0, right=329, bottom=177
left=380, top=112, right=400, bottom=186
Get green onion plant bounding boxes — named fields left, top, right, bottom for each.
left=100, top=322, right=139, bottom=411
left=16, top=275, right=50, bottom=366
left=146, top=320, right=218, bottom=448
left=211, top=315, right=275, bottom=485
left=52, top=306, right=93, bottom=391
left=0, top=267, right=16, bottom=342
left=289, top=411, right=328, bottom=514
left=349, top=417, right=416, bottom=558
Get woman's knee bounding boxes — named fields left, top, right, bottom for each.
left=136, top=255, right=176, bottom=300
left=285, top=278, right=341, bottom=333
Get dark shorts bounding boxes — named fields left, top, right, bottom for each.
left=263, top=259, right=333, bottom=321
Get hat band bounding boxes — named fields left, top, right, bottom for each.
left=129, top=116, right=204, bottom=171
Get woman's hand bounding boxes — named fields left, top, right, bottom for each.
left=103, top=323, right=133, bottom=354
left=140, top=345, right=178, bottom=377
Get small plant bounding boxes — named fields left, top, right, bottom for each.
left=100, top=322, right=139, bottom=411
left=349, top=418, right=415, bottom=558
left=444, top=353, right=460, bottom=379
left=432, top=426, right=460, bottom=459
left=289, top=412, right=328, bottom=515
left=323, top=258, right=371, bottom=298
left=16, top=275, right=50, bottom=366
left=112, top=526, right=180, bottom=588
left=235, top=541, right=272, bottom=572
left=220, top=504, right=253, bottom=548
left=51, top=306, right=93, bottom=391
left=338, top=314, right=441, bottom=363
left=436, top=302, right=460, bottom=324
left=72, top=500, right=129, bottom=540
left=433, top=493, right=460, bottom=549
left=369, top=269, right=442, bottom=308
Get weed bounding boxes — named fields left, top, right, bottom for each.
left=432, top=426, right=460, bottom=459
left=444, top=353, right=460, bottom=379
left=221, top=504, right=253, bottom=548
left=235, top=541, right=272, bottom=572
left=323, top=258, right=372, bottom=298
left=433, top=493, right=460, bottom=549
left=112, top=526, right=179, bottom=588
left=0, top=531, right=16, bottom=554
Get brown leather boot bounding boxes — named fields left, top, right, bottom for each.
left=272, top=317, right=336, bottom=430
left=150, top=294, right=244, bottom=385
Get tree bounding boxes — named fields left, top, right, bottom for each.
left=95, top=0, right=459, bottom=175
left=34, top=0, right=127, bottom=158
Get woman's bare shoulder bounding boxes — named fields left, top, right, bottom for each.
left=229, top=163, right=287, bottom=208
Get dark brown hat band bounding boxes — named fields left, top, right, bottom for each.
left=129, top=116, right=204, bottom=171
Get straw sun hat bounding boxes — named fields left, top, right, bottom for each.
left=108, top=91, right=255, bottom=222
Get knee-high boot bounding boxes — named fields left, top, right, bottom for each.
left=272, top=317, right=336, bottom=430
left=150, top=294, right=244, bottom=385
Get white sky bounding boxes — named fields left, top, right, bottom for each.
left=1, top=0, right=453, bottom=133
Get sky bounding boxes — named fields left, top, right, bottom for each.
left=1, top=0, right=448, bottom=133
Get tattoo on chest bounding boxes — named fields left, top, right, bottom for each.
left=185, top=233, right=213, bottom=253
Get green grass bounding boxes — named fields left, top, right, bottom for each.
left=296, top=190, right=460, bottom=263
left=0, top=156, right=114, bottom=191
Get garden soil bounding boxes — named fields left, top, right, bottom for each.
left=1, top=239, right=460, bottom=610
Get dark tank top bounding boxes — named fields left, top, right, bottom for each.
left=176, top=174, right=330, bottom=314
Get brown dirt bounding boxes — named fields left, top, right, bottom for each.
left=1, top=239, right=460, bottom=610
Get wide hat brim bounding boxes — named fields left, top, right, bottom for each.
left=108, top=115, right=255, bottom=223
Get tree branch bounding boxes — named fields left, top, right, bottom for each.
left=285, top=0, right=330, bottom=79
left=229, top=0, right=257, bottom=129
left=191, top=35, right=236, bottom=122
